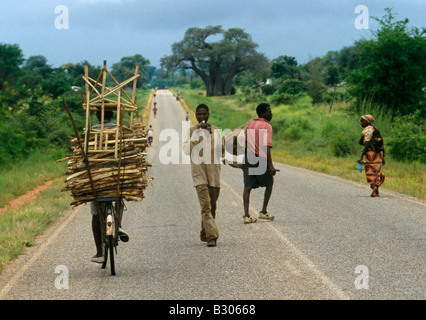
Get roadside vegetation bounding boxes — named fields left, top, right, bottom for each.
left=0, top=178, right=70, bottom=274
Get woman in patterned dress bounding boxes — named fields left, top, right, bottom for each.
left=357, top=114, right=386, bottom=197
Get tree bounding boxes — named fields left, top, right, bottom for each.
left=63, top=60, right=102, bottom=87
left=111, top=54, right=150, bottom=88
left=270, top=55, right=298, bottom=80
left=161, top=26, right=268, bottom=96
left=23, top=55, right=49, bottom=70
left=0, top=43, right=24, bottom=88
left=41, top=69, right=72, bottom=98
left=346, top=8, right=426, bottom=115
left=335, top=46, right=360, bottom=76
left=304, top=57, right=327, bottom=105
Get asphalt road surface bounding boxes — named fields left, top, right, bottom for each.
left=0, top=90, right=424, bottom=301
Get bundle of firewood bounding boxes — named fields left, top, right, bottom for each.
left=59, top=122, right=152, bottom=207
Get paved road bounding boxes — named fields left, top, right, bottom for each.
left=0, top=90, right=424, bottom=301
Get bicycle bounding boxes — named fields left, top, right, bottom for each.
left=63, top=100, right=127, bottom=276
left=95, top=198, right=123, bottom=276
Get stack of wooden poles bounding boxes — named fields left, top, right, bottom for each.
left=59, top=61, right=152, bottom=207
left=60, top=122, right=152, bottom=207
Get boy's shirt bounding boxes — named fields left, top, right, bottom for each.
left=246, top=118, right=272, bottom=158
left=183, top=125, right=222, bottom=188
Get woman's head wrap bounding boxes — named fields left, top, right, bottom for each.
left=361, top=114, right=375, bottom=124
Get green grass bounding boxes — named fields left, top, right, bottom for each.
left=0, top=148, right=68, bottom=208
left=0, top=178, right=71, bottom=274
left=180, top=90, right=255, bottom=129
left=135, top=88, right=151, bottom=115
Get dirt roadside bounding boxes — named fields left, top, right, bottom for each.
left=0, top=180, right=54, bottom=215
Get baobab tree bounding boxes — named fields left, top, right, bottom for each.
left=161, top=25, right=268, bottom=96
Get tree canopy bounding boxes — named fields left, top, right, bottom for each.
left=346, top=8, right=426, bottom=115
left=111, top=54, right=150, bottom=88
left=161, top=25, right=268, bottom=96
left=0, top=43, right=24, bottom=88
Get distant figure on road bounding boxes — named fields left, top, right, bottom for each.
left=147, top=125, right=153, bottom=146
left=357, top=114, right=386, bottom=197
left=242, top=103, right=276, bottom=224
left=183, top=104, right=223, bottom=247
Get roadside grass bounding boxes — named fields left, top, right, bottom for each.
left=0, top=149, right=68, bottom=208
left=0, top=178, right=71, bottom=274
left=177, top=88, right=425, bottom=200
left=135, top=88, right=151, bottom=116
left=178, top=90, right=254, bottom=129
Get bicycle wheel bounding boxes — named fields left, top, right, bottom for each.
left=106, top=203, right=116, bottom=276
left=99, top=201, right=115, bottom=275
left=101, top=241, right=108, bottom=269
left=108, top=235, right=115, bottom=276
left=100, top=203, right=108, bottom=270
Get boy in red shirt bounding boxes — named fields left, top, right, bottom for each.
left=243, top=103, right=276, bottom=223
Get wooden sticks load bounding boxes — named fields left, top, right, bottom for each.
left=59, top=61, right=152, bottom=207
left=60, top=122, right=152, bottom=207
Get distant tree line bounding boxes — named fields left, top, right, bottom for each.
left=162, top=9, right=425, bottom=118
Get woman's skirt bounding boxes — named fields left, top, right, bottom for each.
left=364, top=151, right=385, bottom=186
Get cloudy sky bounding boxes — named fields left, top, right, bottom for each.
left=0, top=0, right=424, bottom=68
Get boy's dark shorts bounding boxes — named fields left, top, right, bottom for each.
left=242, top=166, right=273, bottom=189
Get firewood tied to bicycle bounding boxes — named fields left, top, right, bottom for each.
left=58, top=61, right=153, bottom=207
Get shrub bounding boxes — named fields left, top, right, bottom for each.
left=271, top=92, right=293, bottom=105
left=305, top=80, right=327, bottom=105
left=387, top=111, right=426, bottom=162
left=261, top=84, right=275, bottom=96
left=190, top=79, right=204, bottom=89
left=0, top=129, right=27, bottom=167
left=280, top=117, right=314, bottom=141
left=322, top=89, right=352, bottom=104
left=278, top=79, right=305, bottom=95
left=331, top=135, right=356, bottom=157
left=320, top=118, right=358, bottom=157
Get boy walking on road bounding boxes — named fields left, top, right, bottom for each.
left=243, top=103, right=277, bottom=224
left=183, top=104, right=223, bottom=247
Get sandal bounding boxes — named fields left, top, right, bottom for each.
left=207, top=239, right=217, bottom=247
left=259, top=211, right=274, bottom=220
left=91, top=255, right=105, bottom=264
left=243, top=216, right=257, bottom=224
left=371, top=186, right=380, bottom=197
